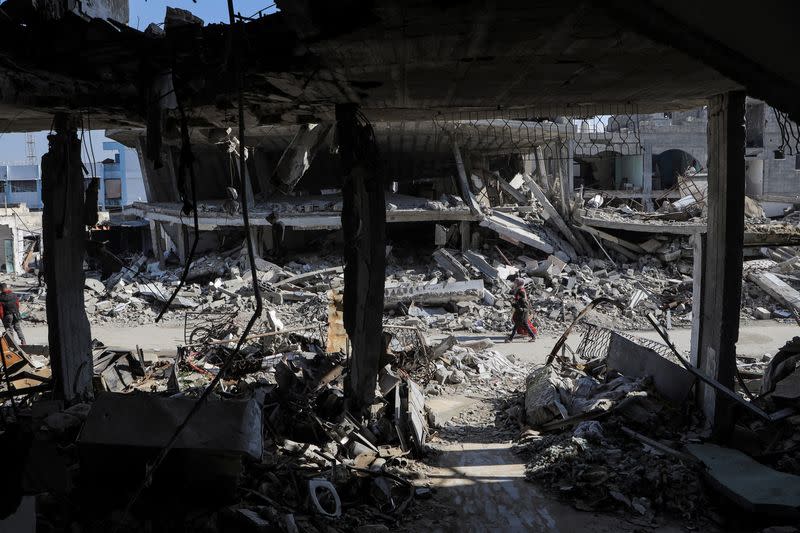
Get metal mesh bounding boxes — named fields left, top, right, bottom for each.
left=184, top=311, right=239, bottom=345
left=772, top=108, right=800, bottom=157
left=432, top=103, right=644, bottom=161
left=575, top=322, right=675, bottom=362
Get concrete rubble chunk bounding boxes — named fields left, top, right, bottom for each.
left=606, top=332, right=694, bottom=403
left=755, top=306, right=772, bottom=320
left=384, top=279, right=485, bottom=308
left=80, top=392, right=263, bottom=460
left=687, top=443, right=800, bottom=515
left=524, top=365, right=572, bottom=427
left=84, top=278, right=105, bottom=295
left=480, top=213, right=554, bottom=254
left=432, top=248, right=471, bottom=281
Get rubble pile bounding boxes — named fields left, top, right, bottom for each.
left=515, top=361, right=705, bottom=520
left=10, top=195, right=800, bottom=338
left=8, top=323, right=440, bottom=531
left=519, top=425, right=705, bottom=521
left=511, top=325, right=800, bottom=527
left=424, top=337, right=527, bottom=397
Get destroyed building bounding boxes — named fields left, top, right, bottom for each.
left=1, top=1, right=800, bottom=532
left=572, top=100, right=800, bottom=217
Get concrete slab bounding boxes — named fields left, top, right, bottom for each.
left=80, top=392, right=263, bottom=459
left=607, top=332, right=695, bottom=403
left=687, top=443, right=800, bottom=517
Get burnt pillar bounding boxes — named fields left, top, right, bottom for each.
left=695, top=91, right=746, bottom=437
left=42, top=113, right=93, bottom=402
left=336, top=104, right=385, bottom=414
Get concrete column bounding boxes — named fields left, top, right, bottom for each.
left=179, top=224, right=189, bottom=264
left=250, top=227, right=263, bottom=258
left=452, top=141, right=482, bottom=216
left=135, top=136, right=180, bottom=203
left=555, top=142, right=566, bottom=214
left=98, top=176, right=106, bottom=211
left=459, top=221, right=471, bottom=252
left=696, top=92, right=746, bottom=438
left=150, top=221, right=166, bottom=267
left=566, top=139, right=575, bottom=198
left=642, top=143, right=654, bottom=211
left=689, top=233, right=705, bottom=367
left=41, top=113, right=93, bottom=403
left=337, top=103, right=386, bottom=415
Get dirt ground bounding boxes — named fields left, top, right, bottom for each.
left=22, top=320, right=799, bottom=361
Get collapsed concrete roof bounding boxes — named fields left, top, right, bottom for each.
left=3, top=0, right=799, bottom=137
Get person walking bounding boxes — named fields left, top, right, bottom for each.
left=0, top=283, right=25, bottom=345
left=506, top=278, right=537, bottom=342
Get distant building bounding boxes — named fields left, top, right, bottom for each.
left=0, top=164, right=42, bottom=209
left=0, top=140, right=147, bottom=212
left=97, top=141, right=147, bottom=210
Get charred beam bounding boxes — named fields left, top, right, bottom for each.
left=42, top=113, right=94, bottom=403
left=337, top=103, right=385, bottom=414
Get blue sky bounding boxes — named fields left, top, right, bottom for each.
left=0, top=1, right=278, bottom=166
left=129, top=1, right=277, bottom=29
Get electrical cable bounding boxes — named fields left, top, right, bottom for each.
left=153, top=101, right=200, bottom=323
left=115, top=4, right=263, bottom=526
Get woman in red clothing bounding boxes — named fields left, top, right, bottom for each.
left=506, top=278, right=537, bottom=342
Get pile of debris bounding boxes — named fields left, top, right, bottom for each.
left=424, top=336, right=526, bottom=397
left=7, top=323, right=440, bottom=531
left=511, top=322, right=800, bottom=528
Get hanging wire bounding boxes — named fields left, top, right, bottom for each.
left=153, top=101, right=200, bottom=323
left=116, top=2, right=264, bottom=526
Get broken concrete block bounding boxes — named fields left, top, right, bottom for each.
left=434, top=224, right=447, bottom=246
left=518, top=255, right=538, bottom=270
left=639, top=238, right=662, bottom=253
left=84, top=278, right=105, bottom=294
left=455, top=301, right=472, bottom=315
left=447, top=369, right=465, bottom=384
left=95, top=300, right=113, bottom=312
left=384, top=279, right=484, bottom=308
left=659, top=249, right=682, bottom=262
left=434, top=365, right=450, bottom=385
left=553, top=251, right=570, bottom=264
left=606, top=333, right=694, bottom=403
left=687, top=443, right=800, bottom=514
left=755, top=307, right=772, bottom=320
left=524, top=365, right=570, bottom=427
left=79, top=392, right=263, bottom=500
left=432, top=335, right=458, bottom=358
left=482, top=289, right=497, bottom=306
